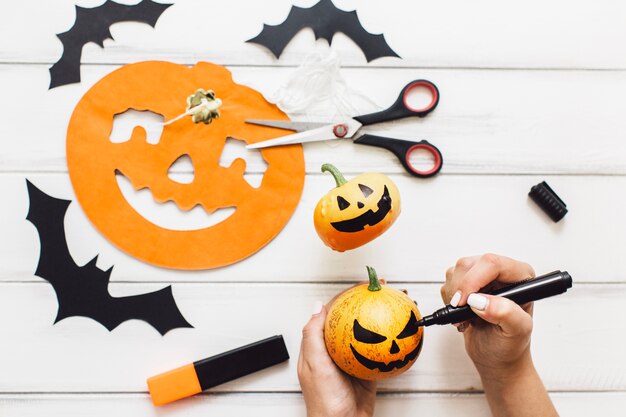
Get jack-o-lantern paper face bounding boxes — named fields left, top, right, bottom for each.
left=324, top=267, right=423, bottom=380
left=66, top=61, right=304, bottom=270
left=314, top=164, right=400, bottom=252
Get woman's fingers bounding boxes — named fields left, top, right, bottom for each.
left=467, top=294, right=533, bottom=337
left=298, top=302, right=334, bottom=383
left=300, top=303, right=328, bottom=361
left=441, top=256, right=479, bottom=303
left=446, top=254, right=535, bottom=307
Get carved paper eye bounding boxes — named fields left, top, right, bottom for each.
left=358, top=184, right=374, bottom=198
left=337, top=196, right=351, bottom=210
left=353, top=319, right=388, bottom=344
left=396, top=311, right=419, bottom=339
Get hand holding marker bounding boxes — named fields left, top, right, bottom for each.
left=419, top=270, right=573, bottom=327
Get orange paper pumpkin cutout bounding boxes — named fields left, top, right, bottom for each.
left=66, top=61, right=304, bottom=270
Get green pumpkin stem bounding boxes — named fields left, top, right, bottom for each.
left=321, top=163, right=348, bottom=187
left=366, top=266, right=382, bottom=292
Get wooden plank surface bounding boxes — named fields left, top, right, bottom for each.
left=3, top=0, right=626, bottom=69
left=1, top=0, right=625, bottom=415
left=0, top=282, right=623, bottom=393
left=2, top=393, right=626, bottom=417
left=2, top=64, right=626, bottom=175
left=2, top=173, right=623, bottom=283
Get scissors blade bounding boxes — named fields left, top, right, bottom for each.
left=245, top=119, right=329, bottom=132
left=246, top=119, right=362, bottom=149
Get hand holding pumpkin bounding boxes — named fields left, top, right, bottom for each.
left=298, top=303, right=377, bottom=417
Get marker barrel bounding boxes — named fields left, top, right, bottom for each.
left=422, top=270, right=572, bottom=326
left=147, top=335, right=289, bottom=406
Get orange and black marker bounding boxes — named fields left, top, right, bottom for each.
left=147, top=335, right=289, bottom=406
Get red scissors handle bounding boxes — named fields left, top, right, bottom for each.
left=354, top=80, right=440, bottom=126
left=354, top=134, right=443, bottom=178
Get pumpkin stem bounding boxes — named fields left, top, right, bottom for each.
left=321, top=163, right=348, bottom=187
left=366, top=266, right=382, bottom=292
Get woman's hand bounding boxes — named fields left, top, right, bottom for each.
left=441, top=253, right=535, bottom=376
left=441, top=254, right=558, bottom=417
left=298, top=302, right=377, bottom=417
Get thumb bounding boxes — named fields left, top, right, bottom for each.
left=467, top=293, right=533, bottom=337
left=301, top=301, right=329, bottom=358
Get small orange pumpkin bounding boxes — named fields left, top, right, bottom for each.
left=313, top=164, right=401, bottom=252
left=324, top=266, right=423, bottom=380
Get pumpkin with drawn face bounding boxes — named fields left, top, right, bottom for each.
left=324, top=267, right=423, bottom=380
left=314, top=164, right=400, bottom=252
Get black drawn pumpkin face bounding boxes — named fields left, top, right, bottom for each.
left=350, top=311, right=423, bottom=375
left=314, top=166, right=401, bottom=252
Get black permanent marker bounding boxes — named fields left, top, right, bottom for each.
left=416, top=270, right=573, bottom=327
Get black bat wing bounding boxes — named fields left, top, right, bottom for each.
left=246, top=0, right=400, bottom=62
left=332, top=9, right=400, bottom=62
left=25, top=180, right=192, bottom=335
left=49, top=0, right=172, bottom=89
left=246, top=4, right=316, bottom=59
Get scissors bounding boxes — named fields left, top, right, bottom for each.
left=246, top=79, right=443, bottom=178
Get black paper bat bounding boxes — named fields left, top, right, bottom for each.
left=246, top=0, right=400, bottom=62
left=49, top=0, right=172, bottom=89
left=25, top=180, right=192, bottom=335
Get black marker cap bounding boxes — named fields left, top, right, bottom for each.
left=529, top=181, right=568, bottom=222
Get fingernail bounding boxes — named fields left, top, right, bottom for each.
left=312, top=300, right=323, bottom=316
left=467, top=293, right=488, bottom=311
left=452, top=323, right=461, bottom=328
left=450, top=291, right=462, bottom=307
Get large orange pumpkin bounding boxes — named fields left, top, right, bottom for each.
left=66, top=61, right=304, bottom=270
left=324, top=267, right=423, bottom=380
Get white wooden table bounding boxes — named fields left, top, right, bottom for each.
left=2, top=0, right=626, bottom=415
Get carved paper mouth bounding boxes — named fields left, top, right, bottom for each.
left=116, top=173, right=235, bottom=231
left=350, top=337, right=423, bottom=372
left=331, top=185, right=392, bottom=233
